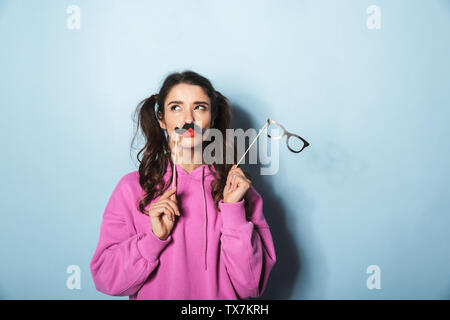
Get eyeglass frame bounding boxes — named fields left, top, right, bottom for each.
left=264, top=118, right=310, bottom=153
left=236, top=117, right=310, bottom=167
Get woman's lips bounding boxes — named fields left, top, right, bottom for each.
left=182, top=128, right=195, bottom=137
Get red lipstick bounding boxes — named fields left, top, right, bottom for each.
left=182, top=128, right=195, bottom=137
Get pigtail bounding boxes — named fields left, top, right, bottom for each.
left=132, top=94, right=170, bottom=214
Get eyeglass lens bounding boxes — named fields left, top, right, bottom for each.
left=287, top=135, right=305, bottom=152
left=266, top=121, right=306, bottom=153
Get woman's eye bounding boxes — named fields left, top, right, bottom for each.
left=170, top=105, right=206, bottom=111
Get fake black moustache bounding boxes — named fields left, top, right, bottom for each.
left=174, top=122, right=206, bottom=135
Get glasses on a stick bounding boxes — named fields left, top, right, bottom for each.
left=236, top=118, right=310, bottom=167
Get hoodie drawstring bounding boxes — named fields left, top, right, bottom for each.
left=173, top=161, right=209, bottom=271
left=201, top=166, right=208, bottom=270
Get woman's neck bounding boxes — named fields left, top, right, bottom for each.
left=177, top=162, right=204, bottom=173
left=172, top=149, right=205, bottom=173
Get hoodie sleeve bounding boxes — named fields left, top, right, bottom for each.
left=218, top=186, right=277, bottom=299
left=90, top=175, right=172, bottom=297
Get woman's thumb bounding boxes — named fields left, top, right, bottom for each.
left=161, top=187, right=177, bottom=199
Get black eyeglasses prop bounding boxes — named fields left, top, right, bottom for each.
left=236, top=118, right=310, bottom=167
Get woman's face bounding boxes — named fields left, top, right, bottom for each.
left=159, top=83, right=212, bottom=151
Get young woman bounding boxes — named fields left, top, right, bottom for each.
left=90, top=70, right=277, bottom=300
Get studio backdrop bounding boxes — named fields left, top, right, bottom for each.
left=1, top=0, right=449, bottom=299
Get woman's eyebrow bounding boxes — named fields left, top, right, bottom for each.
left=168, top=100, right=210, bottom=106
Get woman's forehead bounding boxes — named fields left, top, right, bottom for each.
left=166, top=84, right=210, bottom=104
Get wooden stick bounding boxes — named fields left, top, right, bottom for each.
left=236, top=121, right=270, bottom=167
left=172, top=135, right=178, bottom=189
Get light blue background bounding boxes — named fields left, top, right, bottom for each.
left=1, top=0, right=449, bottom=299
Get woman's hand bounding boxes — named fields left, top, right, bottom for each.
left=146, top=187, right=180, bottom=240
left=223, top=165, right=251, bottom=203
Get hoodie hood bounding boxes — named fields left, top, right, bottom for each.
left=164, top=158, right=217, bottom=270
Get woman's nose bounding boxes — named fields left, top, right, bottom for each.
left=183, top=110, right=195, bottom=123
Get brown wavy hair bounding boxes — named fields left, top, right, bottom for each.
left=130, top=70, right=251, bottom=216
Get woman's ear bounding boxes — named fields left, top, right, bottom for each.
left=158, top=111, right=167, bottom=130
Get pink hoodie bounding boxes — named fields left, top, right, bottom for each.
left=90, top=159, right=277, bottom=299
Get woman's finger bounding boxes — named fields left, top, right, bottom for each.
left=226, top=175, right=232, bottom=192
left=229, top=174, right=236, bottom=192
left=233, top=167, right=242, bottom=175
left=160, top=204, right=174, bottom=222
left=149, top=206, right=171, bottom=219
left=163, top=203, right=176, bottom=221
left=230, top=174, right=236, bottom=190
left=234, top=174, right=240, bottom=190
left=228, top=165, right=237, bottom=175
left=237, top=171, right=247, bottom=182
left=148, top=205, right=164, bottom=218
left=161, top=199, right=180, bottom=216
left=155, top=203, right=176, bottom=218
left=237, top=173, right=247, bottom=183
left=160, top=187, right=177, bottom=200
